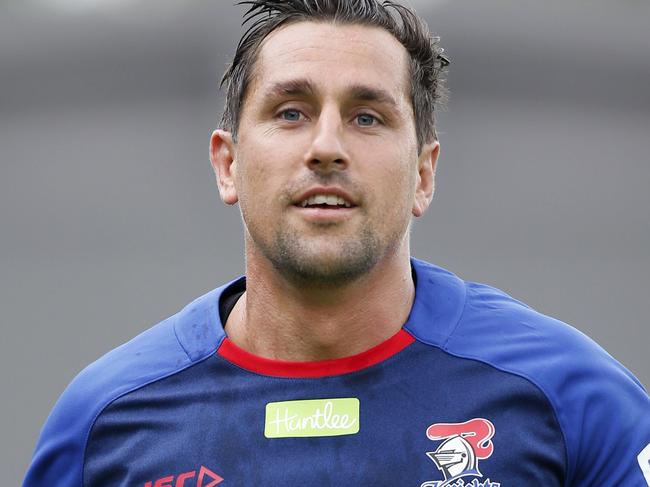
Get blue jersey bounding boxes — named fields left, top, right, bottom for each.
left=24, top=259, right=650, bottom=486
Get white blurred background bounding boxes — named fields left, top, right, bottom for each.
left=1, top=0, right=649, bottom=484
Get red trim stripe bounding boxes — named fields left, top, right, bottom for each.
left=217, top=329, right=415, bottom=378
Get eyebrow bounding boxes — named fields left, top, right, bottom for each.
left=348, top=84, right=399, bottom=109
left=267, top=79, right=316, bottom=99
left=265, top=79, right=399, bottom=109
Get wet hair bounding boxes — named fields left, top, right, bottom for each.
left=219, top=0, right=449, bottom=150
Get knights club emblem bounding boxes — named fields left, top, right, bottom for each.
left=420, top=418, right=500, bottom=487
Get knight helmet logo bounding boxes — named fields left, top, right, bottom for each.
left=421, top=418, right=499, bottom=487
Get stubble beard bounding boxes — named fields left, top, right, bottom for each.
left=242, top=174, right=413, bottom=288
left=276, top=224, right=380, bottom=287
left=249, top=216, right=399, bottom=288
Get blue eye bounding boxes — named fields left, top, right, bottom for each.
left=281, top=109, right=301, bottom=121
left=356, top=114, right=377, bottom=126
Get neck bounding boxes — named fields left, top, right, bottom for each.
left=225, top=245, right=415, bottom=362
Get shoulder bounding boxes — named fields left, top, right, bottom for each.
left=408, top=257, right=645, bottom=395
left=408, top=258, right=650, bottom=486
left=23, top=285, right=229, bottom=487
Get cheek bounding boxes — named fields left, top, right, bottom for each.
left=364, top=162, right=414, bottom=226
left=235, top=144, right=297, bottom=215
left=382, top=148, right=417, bottom=200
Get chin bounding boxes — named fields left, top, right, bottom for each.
left=282, top=259, right=373, bottom=287
left=271, top=238, right=381, bottom=287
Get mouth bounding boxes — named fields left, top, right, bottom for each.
left=296, top=193, right=354, bottom=209
left=292, top=190, right=358, bottom=221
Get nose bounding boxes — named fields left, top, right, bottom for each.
left=303, top=106, right=349, bottom=172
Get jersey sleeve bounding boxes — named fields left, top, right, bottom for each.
left=554, top=334, right=650, bottom=486
left=23, top=368, right=100, bottom=486
left=443, top=280, right=650, bottom=486
left=22, top=316, right=194, bottom=487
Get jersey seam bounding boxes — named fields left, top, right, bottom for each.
left=172, top=313, right=193, bottom=361
left=441, top=280, right=469, bottom=349
left=79, top=348, right=216, bottom=487
left=417, top=338, right=571, bottom=487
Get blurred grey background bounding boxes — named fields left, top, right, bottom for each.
left=1, top=0, right=649, bottom=484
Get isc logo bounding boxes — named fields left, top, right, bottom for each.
left=144, top=465, right=224, bottom=487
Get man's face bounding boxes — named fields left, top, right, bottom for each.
left=213, top=21, right=437, bottom=285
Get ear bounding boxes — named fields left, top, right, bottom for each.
left=209, top=129, right=238, bottom=205
left=412, top=141, right=439, bottom=218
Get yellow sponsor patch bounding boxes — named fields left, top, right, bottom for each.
left=265, top=398, right=360, bottom=438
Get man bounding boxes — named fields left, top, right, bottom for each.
left=24, top=1, right=650, bottom=486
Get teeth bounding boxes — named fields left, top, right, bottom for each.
left=300, top=193, right=352, bottom=207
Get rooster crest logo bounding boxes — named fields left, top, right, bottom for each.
left=420, top=418, right=499, bottom=487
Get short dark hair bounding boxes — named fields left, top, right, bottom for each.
left=219, top=0, right=449, bottom=151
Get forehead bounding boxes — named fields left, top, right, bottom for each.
left=248, top=21, right=411, bottom=104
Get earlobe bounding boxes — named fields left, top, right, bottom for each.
left=210, top=129, right=239, bottom=205
left=412, top=141, right=439, bottom=218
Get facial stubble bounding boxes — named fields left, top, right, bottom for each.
left=245, top=202, right=412, bottom=289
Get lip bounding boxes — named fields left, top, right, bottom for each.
left=290, top=205, right=356, bottom=222
left=292, top=186, right=358, bottom=207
